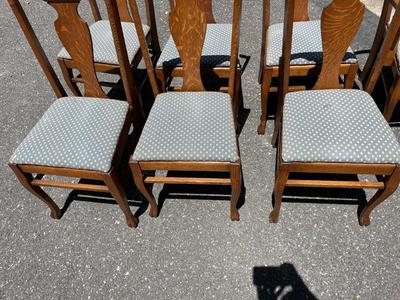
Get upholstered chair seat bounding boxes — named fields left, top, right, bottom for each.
left=282, top=89, right=400, bottom=163
left=10, top=97, right=130, bottom=172
left=58, top=20, right=150, bottom=65
left=132, top=92, right=239, bottom=162
left=267, top=20, right=357, bottom=66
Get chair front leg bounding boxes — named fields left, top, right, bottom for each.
left=9, top=164, right=62, bottom=219
left=130, top=161, right=158, bottom=218
left=230, top=162, right=241, bottom=221
left=102, top=171, right=138, bottom=228
left=270, top=164, right=289, bottom=223
left=359, top=166, right=400, bottom=226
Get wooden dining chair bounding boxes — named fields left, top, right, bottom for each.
left=7, top=0, right=150, bottom=228
left=154, top=0, right=242, bottom=119
left=56, top=0, right=160, bottom=97
left=271, top=0, right=400, bottom=226
left=257, top=0, right=360, bottom=135
left=361, top=0, right=400, bottom=122
left=128, top=0, right=243, bottom=221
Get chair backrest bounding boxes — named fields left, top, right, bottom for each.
left=8, top=0, right=145, bottom=128
left=131, top=0, right=241, bottom=98
left=279, top=0, right=365, bottom=96
left=46, top=0, right=108, bottom=98
left=259, top=0, right=309, bottom=80
left=168, top=0, right=216, bottom=23
left=362, top=0, right=400, bottom=93
left=275, top=0, right=364, bottom=124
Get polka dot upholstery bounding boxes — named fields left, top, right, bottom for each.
left=267, top=20, right=357, bottom=66
left=282, top=89, right=400, bottom=164
left=132, top=92, right=239, bottom=162
left=58, top=20, right=150, bottom=65
left=156, top=24, right=233, bottom=68
left=9, top=97, right=130, bottom=172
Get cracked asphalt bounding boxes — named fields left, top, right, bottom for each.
left=1, top=0, right=400, bottom=299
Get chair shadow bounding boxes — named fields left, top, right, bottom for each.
left=60, top=177, right=150, bottom=218
left=156, top=171, right=246, bottom=216
left=272, top=173, right=368, bottom=220
left=253, top=264, right=318, bottom=300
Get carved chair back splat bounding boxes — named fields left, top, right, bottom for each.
left=257, top=0, right=360, bottom=135
left=48, top=0, right=159, bottom=124
left=270, top=0, right=400, bottom=226
left=361, top=0, right=400, bottom=121
left=7, top=0, right=150, bottom=228
left=155, top=0, right=242, bottom=121
left=129, top=0, right=243, bottom=221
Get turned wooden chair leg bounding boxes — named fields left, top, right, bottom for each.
left=269, top=165, right=289, bottom=223
left=359, top=166, right=400, bottom=226
left=130, top=162, right=159, bottom=218
left=230, top=162, right=241, bottom=221
left=102, top=171, right=138, bottom=228
left=9, top=164, right=62, bottom=219
left=58, top=59, right=82, bottom=96
left=258, top=68, right=273, bottom=135
left=344, top=64, right=359, bottom=89
left=384, top=76, right=400, bottom=121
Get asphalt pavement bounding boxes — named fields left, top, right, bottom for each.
left=1, top=0, right=400, bottom=299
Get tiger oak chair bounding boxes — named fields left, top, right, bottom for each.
left=257, top=0, right=360, bottom=135
left=271, top=0, right=400, bottom=226
left=154, top=0, right=242, bottom=119
left=128, top=0, right=243, bottom=221
left=361, top=0, right=400, bottom=122
left=56, top=0, right=160, bottom=97
left=7, top=0, right=150, bottom=228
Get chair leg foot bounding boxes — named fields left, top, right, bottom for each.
left=257, top=122, right=266, bottom=135
left=269, top=209, right=280, bottom=223
left=358, top=214, right=371, bottom=226
left=230, top=162, right=241, bottom=221
left=359, top=167, right=400, bottom=226
left=230, top=209, right=240, bottom=221
left=9, top=165, right=62, bottom=220
left=130, top=162, right=159, bottom=218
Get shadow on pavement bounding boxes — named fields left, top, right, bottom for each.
left=253, top=263, right=318, bottom=300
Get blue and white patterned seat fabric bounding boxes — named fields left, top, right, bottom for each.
left=132, top=92, right=239, bottom=162
left=58, top=20, right=150, bottom=65
left=282, top=89, right=400, bottom=164
left=156, top=24, right=232, bottom=68
left=9, top=97, right=129, bottom=172
left=267, top=20, right=357, bottom=66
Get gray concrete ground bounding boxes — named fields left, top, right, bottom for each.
left=1, top=0, right=400, bottom=299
